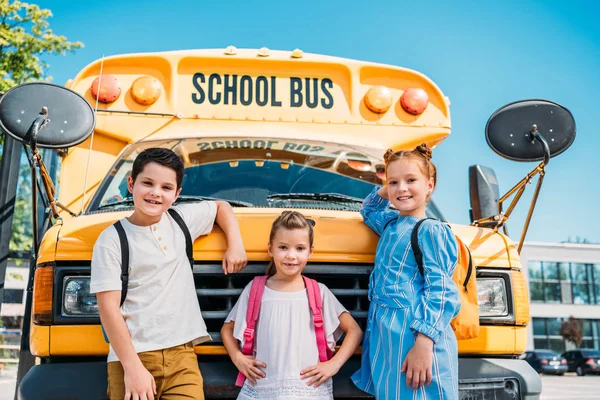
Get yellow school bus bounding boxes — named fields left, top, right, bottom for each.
left=18, top=48, right=545, bottom=399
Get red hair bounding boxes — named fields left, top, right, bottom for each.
left=383, top=143, right=437, bottom=188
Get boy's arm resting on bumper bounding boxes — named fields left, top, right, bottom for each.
left=215, top=200, right=247, bottom=274
left=97, top=290, right=157, bottom=400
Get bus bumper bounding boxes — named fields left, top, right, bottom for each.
left=18, top=357, right=541, bottom=399
left=458, top=358, right=542, bottom=400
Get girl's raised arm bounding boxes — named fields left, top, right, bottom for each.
left=360, top=186, right=398, bottom=236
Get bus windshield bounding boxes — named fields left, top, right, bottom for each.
left=89, top=137, right=444, bottom=219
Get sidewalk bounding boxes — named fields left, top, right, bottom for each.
left=0, top=364, right=17, bottom=400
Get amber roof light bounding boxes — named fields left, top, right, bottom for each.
left=131, top=76, right=162, bottom=105
left=364, top=86, right=393, bottom=113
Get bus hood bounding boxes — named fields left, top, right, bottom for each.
left=50, top=209, right=516, bottom=268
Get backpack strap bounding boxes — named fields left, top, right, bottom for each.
left=304, top=276, right=333, bottom=362
left=456, top=236, right=473, bottom=293
left=236, top=275, right=269, bottom=387
left=113, top=210, right=193, bottom=308
left=411, top=218, right=472, bottom=292
left=113, top=221, right=129, bottom=307
left=167, top=208, right=194, bottom=269
left=410, top=218, right=434, bottom=277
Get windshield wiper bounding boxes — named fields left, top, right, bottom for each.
left=266, top=193, right=364, bottom=204
left=97, top=195, right=252, bottom=210
left=96, top=197, right=135, bottom=210
left=176, top=195, right=253, bottom=207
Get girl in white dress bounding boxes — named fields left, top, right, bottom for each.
left=221, top=211, right=363, bottom=400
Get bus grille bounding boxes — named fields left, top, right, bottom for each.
left=193, top=262, right=373, bottom=344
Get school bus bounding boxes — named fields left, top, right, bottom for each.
left=16, top=48, right=545, bottom=399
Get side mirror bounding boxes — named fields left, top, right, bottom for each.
left=474, top=98, right=576, bottom=252
left=469, top=165, right=500, bottom=227
left=486, top=99, right=576, bottom=162
left=0, top=82, right=95, bottom=149
left=0, top=82, right=96, bottom=233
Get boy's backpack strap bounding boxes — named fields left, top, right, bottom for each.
left=112, top=210, right=194, bottom=309
left=167, top=208, right=194, bottom=269
left=410, top=218, right=435, bottom=277
left=113, top=221, right=129, bottom=307
left=236, top=275, right=269, bottom=387
left=303, top=276, right=333, bottom=362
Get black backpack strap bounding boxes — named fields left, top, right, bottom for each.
left=462, top=245, right=473, bottom=293
left=113, top=221, right=129, bottom=307
left=168, top=208, right=194, bottom=268
left=410, top=218, right=435, bottom=276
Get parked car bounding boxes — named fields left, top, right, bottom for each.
left=520, top=350, right=568, bottom=375
left=561, top=349, right=600, bottom=376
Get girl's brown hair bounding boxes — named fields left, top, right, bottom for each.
left=383, top=143, right=437, bottom=189
left=266, top=211, right=315, bottom=276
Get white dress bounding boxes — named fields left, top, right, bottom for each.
left=225, top=281, right=347, bottom=400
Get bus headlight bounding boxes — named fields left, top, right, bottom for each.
left=62, top=277, right=99, bottom=316
left=477, top=277, right=508, bottom=317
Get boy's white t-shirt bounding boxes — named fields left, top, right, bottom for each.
left=90, top=202, right=217, bottom=362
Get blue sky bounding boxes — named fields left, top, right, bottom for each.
left=35, top=0, right=599, bottom=243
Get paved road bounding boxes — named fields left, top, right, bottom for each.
left=2, top=369, right=599, bottom=399
left=541, top=374, right=600, bottom=399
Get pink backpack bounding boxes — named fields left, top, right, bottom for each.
left=235, top=275, right=333, bottom=386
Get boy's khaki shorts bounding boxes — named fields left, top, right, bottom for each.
left=107, top=342, right=204, bottom=400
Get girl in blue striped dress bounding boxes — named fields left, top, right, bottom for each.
left=352, top=144, right=461, bottom=399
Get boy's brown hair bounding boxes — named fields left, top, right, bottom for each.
left=131, top=148, right=185, bottom=189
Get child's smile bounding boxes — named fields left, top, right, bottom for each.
left=127, top=161, right=181, bottom=225
left=386, top=159, right=434, bottom=217
left=268, top=228, right=313, bottom=279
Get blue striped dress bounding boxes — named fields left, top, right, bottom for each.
left=351, top=187, right=461, bottom=399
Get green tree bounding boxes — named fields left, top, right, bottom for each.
left=0, top=0, right=83, bottom=92
left=0, top=1, right=82, bottom=252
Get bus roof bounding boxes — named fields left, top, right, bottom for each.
left=60, top=48, right=452, bottom=212
left=69, top=48, right=451, bottom=151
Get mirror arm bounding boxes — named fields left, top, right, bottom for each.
left=473, top=162, right=545, bottom=227
left=528, top=124, right=551, bottom=167
left=493, top=186, right=527, bottom=228
left=23, top=107, right=77, bottom=220
left=32, top=150, right=77, bottom=218
left=518, top=169, right=546, bottom=252
left=473, top=124, right=552, bottom=250
left=24, top=107, right=50, bottom=151
left=30, top=148, right=39, bottom=252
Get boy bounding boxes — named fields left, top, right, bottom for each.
left=91, top=148, right=247, bottom=400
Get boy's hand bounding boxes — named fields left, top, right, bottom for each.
left=222, top=244, right=247, bottom=274
left=401, top=333, right=433, bottom=390
left=233, top=353, right=266, bottom=384
left=124, top=363, right=156, bottom=400
left=300, top=360, right=341, bottom=388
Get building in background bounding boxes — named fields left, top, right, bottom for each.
left=521, top=242, right=600, bottom=353
left=1, top=261, right=29, bottom=329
